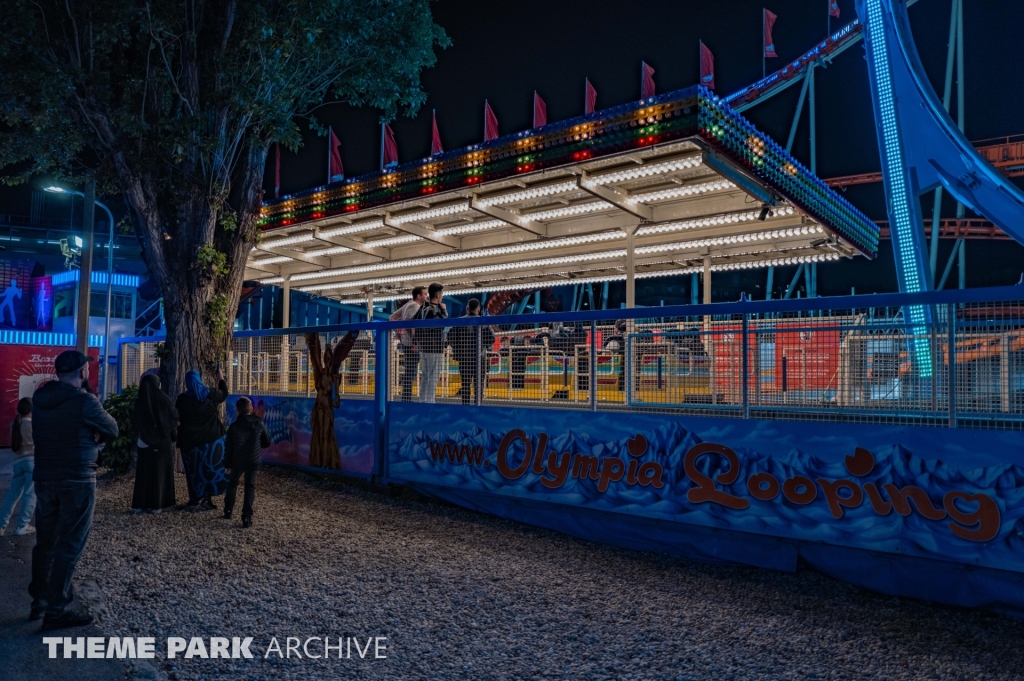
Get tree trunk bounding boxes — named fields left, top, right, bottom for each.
left=116, top=142, right=266, bottom=399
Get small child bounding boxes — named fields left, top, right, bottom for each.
left=223, top=397, right=270, bottom=528
left=0, top=398, right=35, bottom=535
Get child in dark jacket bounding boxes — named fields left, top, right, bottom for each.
left=223, top=397, right=270, bottom=528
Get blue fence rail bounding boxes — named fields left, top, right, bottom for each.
left=120, top=284, right=1024, bottom=436
left=117, top=285, right=1024, bottom=616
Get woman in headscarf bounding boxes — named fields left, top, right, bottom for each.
left=131, top=373, right=179, bottom=513
left=175, top=367, right=229, bottom=510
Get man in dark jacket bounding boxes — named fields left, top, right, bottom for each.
left=223, top=397, right=270, bottom=528
left=413, top=283, right=448, bottom=403
left=30, top=350, right=118, bottom=630
left=447, top=298, right=495, bottom=405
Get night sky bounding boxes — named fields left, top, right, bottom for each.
left=2, top=0, right=1021, bottom=294
left=265, top=0, right=1024, bottom=294
left=273, top=0, right=1024, bottom=189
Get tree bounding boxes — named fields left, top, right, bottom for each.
left=0, top=0, right=449, bottom=394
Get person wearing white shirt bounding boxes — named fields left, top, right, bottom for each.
left=389, top=286, right=427, bottom=401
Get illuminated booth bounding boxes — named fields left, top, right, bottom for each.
left=119, top=86, right=1024, bottom=617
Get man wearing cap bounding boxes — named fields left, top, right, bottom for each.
left=29, top=350, right=118, bottom=630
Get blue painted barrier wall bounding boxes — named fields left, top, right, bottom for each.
left=178, top=283, right=1024, bottom=616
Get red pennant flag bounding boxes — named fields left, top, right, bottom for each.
left=382, top=123, right=399, bottom=168
left=328, top=127, right=344, bottom=183
left=700, top=41, right=715, bottom=90
left=829, top=0, right=840, bottom=19
left=484, top=100, right=499, bottom=142
left=585, top=78, right=598, bottom=114
left=274, top=142, right=281, bottom=198
left=430, top=110, right=443, bottom=156
left=764, top=9, right=778, bottom=58
left=533, top=91, right=547, bottom=128
left=641, top=61, right=656, bottom=99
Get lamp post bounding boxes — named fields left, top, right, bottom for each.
left=45, top=186, right=116, bottom=398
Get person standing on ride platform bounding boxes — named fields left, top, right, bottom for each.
left=389, top=285, right=427, bottom=402
left=414, top=283, right=447, bottom=404
left=448, top=298, right=494, bottom=405
left=176, top=367, right=229, bottom=511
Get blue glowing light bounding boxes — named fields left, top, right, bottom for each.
left=51, top=271, right=141, bottom=288
left=865, top=0, right=932, bottom=378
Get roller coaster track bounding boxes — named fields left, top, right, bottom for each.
left=724, top=0, right=920, bottom=113
left=729, top=0, right=1024, bottom=269
left=827, top=134, right=1024, bottom=188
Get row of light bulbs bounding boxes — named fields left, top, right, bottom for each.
left=390, top=202, right=470, bottom=225
left=294, top=249, right=630, bottom=291
left=637, top=205, right=796, bottom=236
left=327, top=252, right=839, bottom=304
left=292, top=229, right=836, bottom=293
left=255, top=204, right=809, bottom=274
left=625, top=179, right=734, bottom=206
left=285, top=230, right=625, bottom=283
left=475, top=181, right=579, bottom=208
left=634, top=225, right=824, bottom=256
left=254, top=218, right=511, bottom=266
left=584, top=156, right=703, bottom=187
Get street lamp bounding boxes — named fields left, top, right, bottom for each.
left=45, top=186, right=116, bottom=398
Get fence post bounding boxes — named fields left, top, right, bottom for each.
left=947, top=302, right=956, bottom=428
left=742, top=312, right=750, bottom=419
left=589, top=320, right=597, bottom=412
left=476, top=325, right=483, bottom=407
left=373, top=328, right=389, bottom=483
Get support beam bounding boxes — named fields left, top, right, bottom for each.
left=808, top=64, right=817, bottom=175
left=701, top=150, right=775, bottom=206
left=255, top=245, right=331, bottom=269
left=936, top=238, right=963, bottom=290
left=765, top=266, right=774, bottom=300
left=958, top=238, right=966, bottom=289
left=468, top=198, right=547, bottom=236
left=702, top=256, right=712, bottom=305
left=382, top=214, right=461, bottom=249
left=282, top=277, right=291, bottom=328
left=783, top=263, right=805, bottom=299
left=620, top=224, right=640, bottom=309
left=76, top=180, right=96, bottom=354
left=931, top=0, right=960, bottom=284
left=691, top=273, right=698, bottom=305
left=366, top=289, right=374, bottom=321
left=312, top=227, right=387, bottom=260
left=577, top=175, right=653, bottom=221
left=785, top=69, right=812, bottom=153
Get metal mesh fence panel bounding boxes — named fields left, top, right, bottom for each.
left=119, top=341, right=162, bottom=390
left=118, top=291, right=1024, bottom=430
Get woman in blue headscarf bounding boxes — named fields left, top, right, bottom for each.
left=175, top=367, right=228, bottom=510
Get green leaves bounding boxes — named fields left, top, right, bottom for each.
left=195, top=245, right=229, bottom=277
left=101, top=385, right=139, bottom=475
left=0, top=0, right=447, bottom=371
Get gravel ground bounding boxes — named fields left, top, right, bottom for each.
left=77, top=467, right=1024, bottom=681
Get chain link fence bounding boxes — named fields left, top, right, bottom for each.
left=119, top=293, right=1024, bottom=429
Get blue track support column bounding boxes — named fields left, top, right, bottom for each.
left=856, top=0, right=1024, bottom=246
left=858, top=0, right=935, bottom=377
left=373, top=327, right=389, bottom=482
